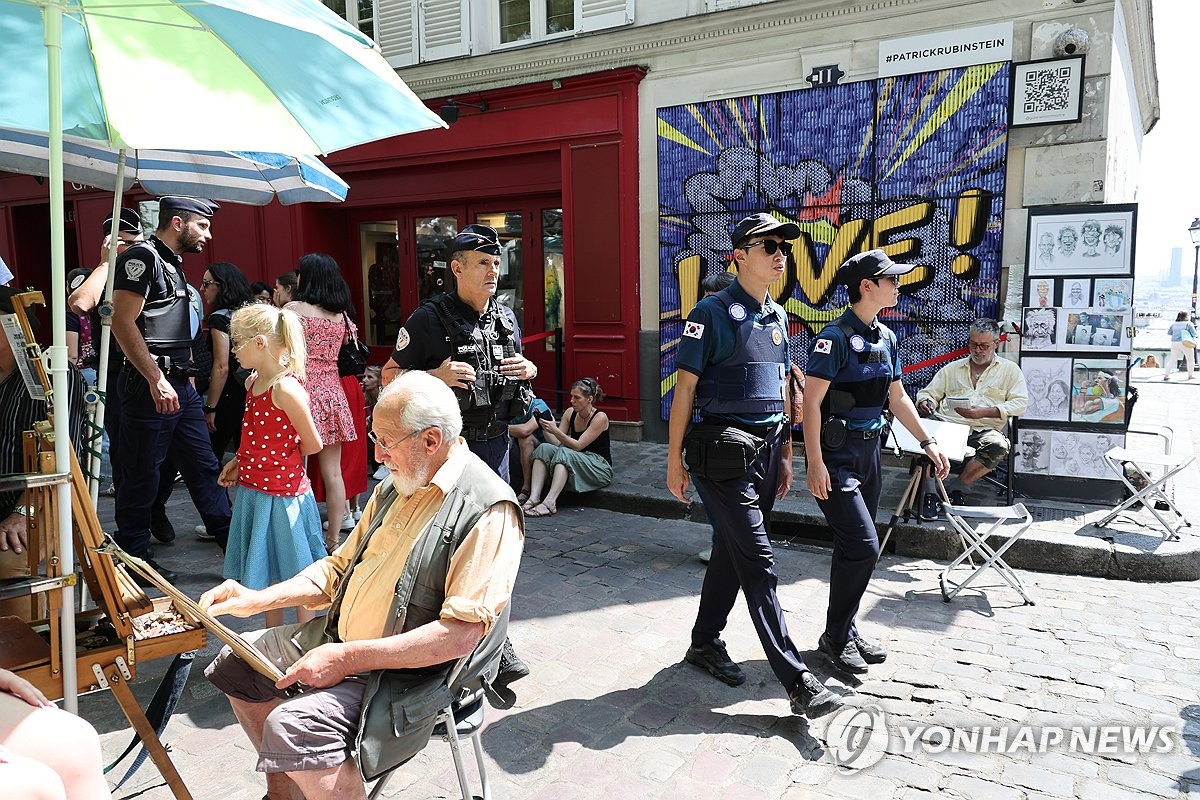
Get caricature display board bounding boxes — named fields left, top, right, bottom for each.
left=1014, top=203, right=1136, bottom=501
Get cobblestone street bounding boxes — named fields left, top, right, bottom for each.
left=91, top=498, right=1200, bottom=798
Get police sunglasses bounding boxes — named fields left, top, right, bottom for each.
left=742, top=239, right=793, bottom=256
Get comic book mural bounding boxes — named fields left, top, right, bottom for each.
left=658, top=63, right=1010, bottom=418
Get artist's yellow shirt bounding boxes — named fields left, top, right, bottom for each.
left=298, top=442, right=524, bottom=643
left=915, top=356, right=1028, bottom=431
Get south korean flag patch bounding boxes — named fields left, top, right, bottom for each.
left=683, top=321, right=705, bottom=340
left=813, top=338, right=833, bottom=355
left=123, top=258, right=146, bottom=281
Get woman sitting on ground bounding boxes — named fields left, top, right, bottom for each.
left=508, top=394, right=555, bottom=506
left=523, top=378, right=613, bottom=517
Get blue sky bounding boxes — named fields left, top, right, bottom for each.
left=1135, top=0, right=1198, bottom=277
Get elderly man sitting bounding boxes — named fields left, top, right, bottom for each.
left=200, top=370, right=524, bottom=800
left=916, top=319, right=1027, bottom=505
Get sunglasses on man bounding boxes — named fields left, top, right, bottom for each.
left=741, top=239, right=793, bottom=256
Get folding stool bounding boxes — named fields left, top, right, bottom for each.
left=1097, top=446, right=1194, bottom=541
left=940, top=502, right=1035, bottom=605
left=368, top=687, right=491, bottom=800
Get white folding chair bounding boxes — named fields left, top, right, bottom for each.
left=1097, top=445, right=1194, bottom=541
left=940, top=502, right=1035, bottom=605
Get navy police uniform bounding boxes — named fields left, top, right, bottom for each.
left=678, top=279, right=813, bottom=692
left=111, top=198, right=231, bottom=559
left=389, top=225, right=531, bottom=481
left=806, top=305, right=901, bottom=649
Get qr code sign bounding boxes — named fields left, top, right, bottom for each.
left=1023, top=65, right=1073, bottom=113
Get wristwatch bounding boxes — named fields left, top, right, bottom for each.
left=12, top=504, right=33, bottom=518
left=203, top=405, right=217, bottom=414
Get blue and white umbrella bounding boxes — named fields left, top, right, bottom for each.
left=0, top=128, right=348, bottom=204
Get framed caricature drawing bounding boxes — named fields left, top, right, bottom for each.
left=1026, top=204, right=1136, bottom=277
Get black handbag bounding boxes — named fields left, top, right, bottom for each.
left=337, top=313, right=370, bottom=377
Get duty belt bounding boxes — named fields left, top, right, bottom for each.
left=720, top=420, right=785, bottom=440
left=149, top=354, right=199, bottom=379
left=846, top=427, right=883, bottom=440
left=461, top=419, right=508, bottom=442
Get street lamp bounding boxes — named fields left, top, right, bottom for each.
left=1190, top=218, right=1200, bottom=322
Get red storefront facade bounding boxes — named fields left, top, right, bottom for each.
left=0, top=66, right=644, bottom=422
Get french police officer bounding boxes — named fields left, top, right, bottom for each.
left=667, top=212, right=841, bottom=718
left=381, top=224, right=537, bottom=478
left=381, top=223, right=536, bottom=703
left=110, top=196, right=232, bottom=581
left=802, top=249, right=948, bottom=673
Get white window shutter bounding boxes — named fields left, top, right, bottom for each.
left=577, top=0, right=633, bottom=33
left=379, top=0, right=418, bottom=67
left=419, top=0, right=471, bottom=61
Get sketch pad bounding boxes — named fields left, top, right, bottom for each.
left=95, top=537, right=286, bottom=684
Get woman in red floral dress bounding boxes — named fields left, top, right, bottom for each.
left=286, top=253, right=358, bottom=550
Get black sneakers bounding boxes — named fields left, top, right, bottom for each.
left=851, top=635, right=888, bottom=664
left=151, top=515, right=176, bottom=543
left=920, top=492, right=943, bottom=520
left=685, top=638, right=746, bottom=686
left=131, top=558, right=177, bottom=587
left=818, top=633, right=869, bottom=674
left=487, top=638, right=530, bottom=710
left=789, top=671, right=842, bottom=718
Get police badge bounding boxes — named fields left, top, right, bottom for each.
left=124, top=258, right=146, bottom=281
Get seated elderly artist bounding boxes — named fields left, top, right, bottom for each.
left=915, top=319, right=1027, bottom=504
left=200, top=371, right=524, bottom=800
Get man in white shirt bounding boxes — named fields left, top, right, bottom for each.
left=916, top=319, right=1027, bottom=503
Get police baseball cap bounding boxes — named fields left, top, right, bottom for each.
left=731, top=212, right=801, bottom=248
left=449, top=224, right=501, bottom=256
left=102, top=208, right=142, bottom=235
left=157, top=196, right=219, bottom=218
left=837, top=249, right=916, bottom=285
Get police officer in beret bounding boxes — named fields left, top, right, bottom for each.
left=110, top=196, right=233, bottom=581
left=667, top=212, right=841, bottom=719
left=381, top=223, right=536, bottom=703
left=802, top=249, right=948, bottom=674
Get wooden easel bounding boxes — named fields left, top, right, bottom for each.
left=0, top=290, right=204, bottom=800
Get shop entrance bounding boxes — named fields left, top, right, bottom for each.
left=353, top=196, right=564, bottom=396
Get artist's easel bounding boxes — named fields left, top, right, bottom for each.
left=0, top=291, right=204, bottom=800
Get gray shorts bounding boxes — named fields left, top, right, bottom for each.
left=204, top=623, right=367, bottom=774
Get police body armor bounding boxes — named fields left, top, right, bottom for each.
left=694, top=287, right=787, bottom=418
left=426, top=294, right=531, bottom=432
left=128, top=240, right=192, bottom=351
left=821, top=317, right=895, bottom=423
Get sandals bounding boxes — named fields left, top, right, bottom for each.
left=524, top=502, right=556, bottom=518
left=516, top=491, right=530, bottom=506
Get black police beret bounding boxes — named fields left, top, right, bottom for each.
left=731, top=212, right=801, bottom=248
left=102, top=208, right=142, bottom=235
left=837, top=249, right=916, bottom=286
left=158, top=196, right=219, bottom=218
left=448, top=224, right=501, bottom=256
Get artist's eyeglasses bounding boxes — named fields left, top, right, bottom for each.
left=367, top=427, right=428, bottom=455
left=201, top=277, right=221, bottom=288
left=871, top=275, right=900, bottom=286
left=742, top=239, right=793, bottom=256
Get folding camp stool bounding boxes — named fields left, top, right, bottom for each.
left=1097, top=446, right=1194, bottom=541
left=940, top=502, right=1035, bottom=605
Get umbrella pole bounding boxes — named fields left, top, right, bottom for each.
left=43, top=1, right=79, bottom=712
left=89, top=154, right=128, bottom=509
